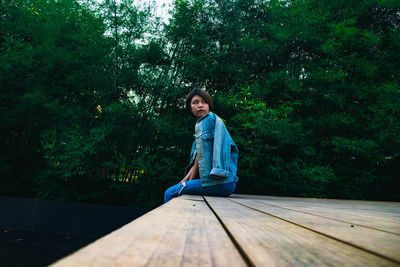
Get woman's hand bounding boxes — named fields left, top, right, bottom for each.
left=180, top=175, right=189, bottom=185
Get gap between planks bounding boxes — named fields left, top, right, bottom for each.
left=52, top=196, right=247, bottom=267
left=232, top=194, right=400, bottom=233
left=249, top=199, right=400, bottom=236
left=202, top=196, right=255, bottom=267
left=227, top=197, right=400, bottom=265
left=204, top=196, right=397, bottom=266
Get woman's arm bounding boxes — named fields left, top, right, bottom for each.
left=180, top=155, right=199, bottom=184
left=189, top=156, right=199, bottom=180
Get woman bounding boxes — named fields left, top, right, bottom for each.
left=164, top=88, right=239, bottom=203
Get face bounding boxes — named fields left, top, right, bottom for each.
left=190, top=95, right=210, bottom=118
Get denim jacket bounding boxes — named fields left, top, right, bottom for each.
left=186, top=112, right=239, bottom=187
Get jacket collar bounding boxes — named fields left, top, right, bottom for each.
left=196, top=112, right=212, bottom=124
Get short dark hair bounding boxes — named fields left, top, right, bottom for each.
left=185, top=88, right=213, bottom=111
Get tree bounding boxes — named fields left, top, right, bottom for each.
left=1, top=0, right=398, bottom=206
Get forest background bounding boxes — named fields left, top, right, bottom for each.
left=1, top=0, right=399, bottom=209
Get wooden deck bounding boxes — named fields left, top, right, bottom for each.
left=51, top=194, right=400, bottom=266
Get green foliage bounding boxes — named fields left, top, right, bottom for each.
left=1, top=0, right=399, bottom=207
left=165, top=0, right=400, bottom=200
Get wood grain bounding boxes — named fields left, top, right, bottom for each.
left=52, top=195, right=246, bottom=267
left=233, top=194, right=400, bottom=218
left=234, top=194, right=400, bottom=233
left=204, top=196, right=397, bottom=267
left=229, top=197, right=400, bottom=263
left=244, top=198, right=400, bottom=235
left=51, top=194, right=400, bottom=266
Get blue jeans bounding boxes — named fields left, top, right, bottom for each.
left=164, top=179, right=237, bottom=203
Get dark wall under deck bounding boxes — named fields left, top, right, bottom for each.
left=0, top=196, right=148, bottom=237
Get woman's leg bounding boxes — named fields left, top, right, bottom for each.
left=164, top=180, right=236, bottom=203
left=164, top=182, right=189, bottom=203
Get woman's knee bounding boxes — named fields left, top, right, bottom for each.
left=164, top=183, right=184, bottom=203
left=164, top=186, right=175, bottom=203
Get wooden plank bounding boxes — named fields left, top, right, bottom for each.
left=234, top=194, right=400, bottom=219
left=230, top=197, right=400, bottom=263
left=234, top=194, right=400, bottom=206
left=243, top=198, right=400, bottom=235
left=233, top=195, right=400, bottom=230
left=204, top=196, right=397, bottom=267
left=52, top=195, right=246, bottom=267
